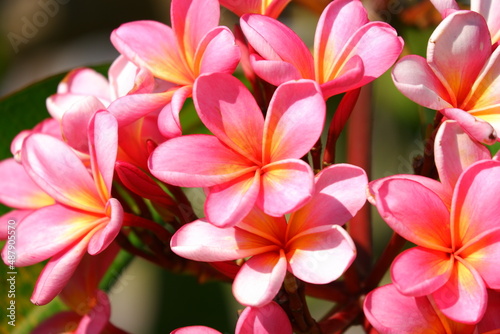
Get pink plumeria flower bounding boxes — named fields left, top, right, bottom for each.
left=149, top=73, right=325, bottom=227
left=32, top=243, right=128, bottom=334
left=111, top=0, right=241, bottom=138
left=170, top=164, right=367, bottom=306
left=172, top=301, right=292, bottom=334
left=219, top=0, right=291, bottom=18
left=369, top=120, right=492, bottom=209
left=364, top=284, right=500, bottom=333
left=239, top=0, right=404, bottom=99
left=392, top=10, right=500, bottom=144
left=1, top=111, right=123, bottom=305
left=429, top=0, right=500, bottom=46
left=369, top=159, right=500, bottom=324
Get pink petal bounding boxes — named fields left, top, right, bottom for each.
left=319, top=56, right=364, bottom=99
left=3, top=204, right=99, bottom=267
left=149, top=135, right=257, bottom=188
left=370, top=178, right=452, bottom=250
left=46, top=93, right=95, bottom=122
left=434, top=120, right=491, bottom=193
left=288, top=164, right=367, bottom=237
left=472, top=0, right=500, bottom=44
left=238, top=208, right=287, bottom=247
left=460, top=228, right=500, bottom=289
left=432, top=259, right=487, bottom=324
left=205, top=170, right=261, bottom=227
left=0, top=210, right=31, bottom=240
left=56, top=67, right=110, bottom=101
left=262, top=80, right=325, bottom=163
left=171, top=0, right=219, bottom=66
left=61, top=96, right=106, bottom=154
left=0, top=158, right=54, bottom=209
left=31, top=234, right=92, bottom=305
left=314, top=0, right=368, bottom=84
left=257, top=159, right=314, bottom=217
left=195, top=27, right=241, bottom=76
left=429, top=0, right=460, bottom=18
left=76, top=290, right=111, bottom=333
left=287, top=225, right=356, bottom=284
left=87, top=198, right=123, bottom=255
left=157, top=85, right=192, bottom=138
left=477, top=289, right=500, bottom=332
left=451, top=160, right=500, bottom=245
left=392, top=55, right=454, bottom=110
left=364, top=284, right=449, bottom=334
left=233, top=251, right=287, bottom=307
left=249, top=56, right=305, bottom=86
left=108, top=55, right=139, bottom=100
left=428, top=11, right=492, bottom=106
left=88, top=111, right=119, bottom=201
left=391, top=247, right=454, bottom=296
left=236, top=302, right=292, bottom=334
left=171, top=220, right=276, bottom=261
left=441, top=108, right=497, bottom=144
left=22, top=134, right=103, bottom=212
left=193, top=73, right=264, bottom=163
left=172, top=326, right=221, bottom=334
left=220, top=0, right=291, bottom=18
left=240, top=14, right=315, bottom=80
left=111, top=20, right=194, bottom=85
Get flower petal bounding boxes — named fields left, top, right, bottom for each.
left=452, top=160, right=500, bottom=245
left=441, top=108, right=497, bottom=144
left=432, top=259, right=487, bottom=324
left=428, top=11, right=491, bottom=106
left=32, top=311, right=82, bottom=334
left=3, top=204, right=99, bottom=267
left=392, top=55, right=454, bottom=110
left=87, top=198, right=123, bottom=255
left=434, top=120, right=491, bottom=193
left=472, top=0, right=500, bottom=44
left=429, top=0, right=460, bottom=18
left=364, top=284, right=449, bottom=334
left=111, top=20, right=193, bottom=85
left=233, top=251, right=287, bottom=307
left=240, top=14, right=315, bottom=80
left=370, top=178, right=452, bottom=250
left=205, top=170, right=261, bottom=227
left=288, top=164, right=367, bottom=237
left=157, top=85, right=192, bottom=138
left=236, top=302, right=292, bottom=334
left=391, top=247, right=454, bottom=296
left=172, top=326, right=221, bottom=334
left=149, top=134, right=257, bottom=187
left=193, top=73, right=264, bottom=163
left=171, top=220, right=276, bottom=262
left=263, top=79, right=325, bottom=163
left=249, top=56, right=304, bottom=87
left=477, top=289, right=500, bottom=333
left=195, top=27, right=241, bottom=76
left=0, top=158, right=54, bottom=209
left=22, top=134, right=103, bottom=212
left=287, top=225, right=356, bottom=284
left=258, top=159, right=314, bottom=217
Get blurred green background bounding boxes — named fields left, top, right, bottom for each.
left=0, top=0, right=443, bottom=332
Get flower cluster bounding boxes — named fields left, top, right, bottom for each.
left=1, top=0, right=500, bottom=333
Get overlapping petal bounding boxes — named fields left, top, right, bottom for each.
left=236, top=301, right=292, bottom=334
left=233, top=251, right=287, bottom=306
left=471, top=0, right=500, bottom=44
left=220, top=0, right=291, bottom=18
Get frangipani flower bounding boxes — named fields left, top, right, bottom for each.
left=149, top=73, right=325, bottom=227
left=32, top=243, right=128, bottom=334
left=171, top=164, right=367, bottom=306
left=219, top=0, right=291, bottom=18
left=364, top=284, right=500, bottom=333
left=1, top=111, right=123, bottom=305
left=369, top=159, right=500, bottom=323
left=111, top=0, right=240, bottom=138
left=240, top=0, right=404, bottom=99
left=392, top=10, right=500, bottom=144
left=171, top=301, right=292, bottom=334
left=429, top=0, right=500, bottom=45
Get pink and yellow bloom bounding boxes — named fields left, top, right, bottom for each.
left=364, top=284, right=500, bottom=333
left=219, top=0, right=291, bottom=18
left=2, top=111, right=123, bottom=305
left=149, top=73, right=326, bottom=227
left=240, top=0, right=404, bottom=99
left=170, top=164, right=367, bottom=306
left=111, top=0, right=241, bottom=138
left=369, top=159, right=500, bottom=324
left=392, top=10, right=500, bottom=144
